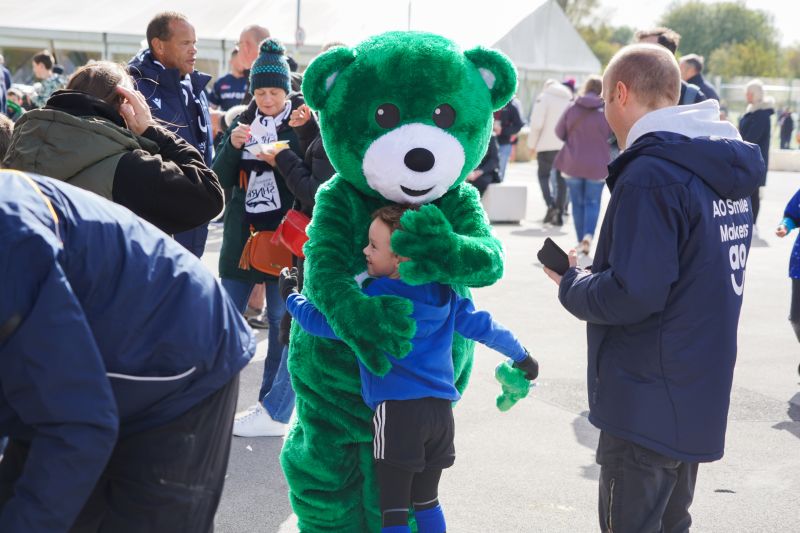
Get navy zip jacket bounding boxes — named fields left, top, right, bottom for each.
left=558, top=102, right=764, bottom=462
left=128, top=50, right=214, bottom=165
left=287, top=277, right=527, bottom=410
left=0, top=172, right=255, bottom=532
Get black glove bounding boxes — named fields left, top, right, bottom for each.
left=512, top=350, right=539, bottom=381
left=279, top=267, right=299, bottom=301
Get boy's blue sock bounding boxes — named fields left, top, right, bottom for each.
left=415, top=504, right=446, bottom=533
left=381, top=526, right=411, bottom=533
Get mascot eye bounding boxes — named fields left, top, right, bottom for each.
left=432, top=104, right=455, bottom=128
left=375, top=104, right=400, bottom=128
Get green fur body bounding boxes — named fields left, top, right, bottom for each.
left=279, top=31, right=517, bottom=532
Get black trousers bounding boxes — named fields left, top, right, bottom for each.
left=536, top=150, right=566, bottom=210
left=596, top=431, right=698, bottom=533
left=0, top=375, right=239, bottom=533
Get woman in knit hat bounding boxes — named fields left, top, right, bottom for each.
left=213, top=38, right=305, bottom=437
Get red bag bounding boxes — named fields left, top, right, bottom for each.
left=271, top=209, right=311, bottom=257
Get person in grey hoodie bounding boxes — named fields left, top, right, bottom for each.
left=553, top=75, right=613, bottom=254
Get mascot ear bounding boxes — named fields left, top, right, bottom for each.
left=464, top=47, right=518, bottom=111
left=301, top=46, right=357, bottom=111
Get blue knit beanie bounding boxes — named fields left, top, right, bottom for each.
left=250, top=38, right=291, bottom=94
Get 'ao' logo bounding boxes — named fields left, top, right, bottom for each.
left=729, top=243, right=747, bottom=296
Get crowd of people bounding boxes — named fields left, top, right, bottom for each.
left=0, top=12, right=793, bottom=533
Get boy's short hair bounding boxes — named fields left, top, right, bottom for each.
left=372, top=204, right=417, bottom=233
left=634, top=27, right=681, bottom=55
left=605, top=44, right=681, bottom=109
left=32, top=50, right=54, bottom=70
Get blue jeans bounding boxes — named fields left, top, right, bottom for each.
left=262, top=346, right=295, bottom=423
left=220, top=278, right=290, bottom=412
left=174, top=224, right=209, bottom=258
left=497, top=142, right=513, bottom=182
left=565, top=177, right=605, bottom=242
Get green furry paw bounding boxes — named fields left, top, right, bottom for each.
left=495, top=361, right=531, bottom=411
left=392, top=205, right=456, bottom=285
left=347, top=295, right=416, bottom=376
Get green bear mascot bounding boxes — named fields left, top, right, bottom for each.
left=280, top=31, right=517, bottom=532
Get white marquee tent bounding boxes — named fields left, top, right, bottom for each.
left=0, top=0, right=600, bottom=106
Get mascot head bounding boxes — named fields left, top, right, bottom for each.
left=302, top=31, right=517, bottom=204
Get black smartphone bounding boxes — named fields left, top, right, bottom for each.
left=537, top=238, right=570, bottom=275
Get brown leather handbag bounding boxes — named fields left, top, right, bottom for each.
left=238, top=225, right=292, bottom=276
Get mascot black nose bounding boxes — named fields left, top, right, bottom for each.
left=404, top=148, right=435, bottom=172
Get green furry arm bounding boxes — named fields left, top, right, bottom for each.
left=303, top=178, right=416, bottom=376
left=393, top=183, right=504, bottom=287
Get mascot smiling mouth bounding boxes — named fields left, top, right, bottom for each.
left=400, top=185, right=434, bottom=197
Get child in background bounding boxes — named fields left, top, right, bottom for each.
left=775, top=190, right=800, bottom=374
left=279, top=204, right=538, bottom=533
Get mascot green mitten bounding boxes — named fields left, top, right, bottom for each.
left=280, top=31, right=517, bottom=532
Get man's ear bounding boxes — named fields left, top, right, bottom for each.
left=464, top=46, right=518, bottom=111
left=301, top=46, right=356, bottom=112
left=616, top=80, right=628, bottom=106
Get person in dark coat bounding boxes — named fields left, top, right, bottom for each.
left=494, top=97, right=523, bottom=181
left=739, top=78, right=775, bottom=225
left=465, top=134, right=500, bottom=197
left=545, top=44, right=764, bottom=533
left=0, top=171, right=254, bottom=533
left=779, top=109, right=794, bottom=150
left=679, top=54, right=719, bottom=102
left=128, top=12, right=215, bottom=257
left=3, top=62, right=222, bottom=236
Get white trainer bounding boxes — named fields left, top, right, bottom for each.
left=232, top=403, right=287, bottom=437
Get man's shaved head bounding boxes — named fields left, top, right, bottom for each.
left=604, top=44, right=681, bottom=109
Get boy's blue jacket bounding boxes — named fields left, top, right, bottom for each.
left=128, top=49, right=214, bottom=165
left=287, top=277, right=527, bottom=410
left=0, top=171, right=255, bottom=532
left=559, top=104, right=764, bottom=462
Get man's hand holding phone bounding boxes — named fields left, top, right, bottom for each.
left=538, top=238, right=578, bottom=285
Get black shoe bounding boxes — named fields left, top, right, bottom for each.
left=551, top=210, right=564, bottom=226
left=247, top=317, right=270, bottom=329
left=543, top=207, right=556, bottom=224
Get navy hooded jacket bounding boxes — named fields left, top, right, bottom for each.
left=287, top=277, right=528, bottom=410
left=0, top=171, right=254, bottom=532
left=128, top=50, right=214, bottom=165
left=558, top=101, right=764, bottom=462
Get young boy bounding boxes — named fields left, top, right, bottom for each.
left=280, top=205, right=538, bottom=533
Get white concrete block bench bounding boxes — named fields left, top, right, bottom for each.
left=481, top=182, right=528, bottom=223
left=770, top=149, right=800, bottom=172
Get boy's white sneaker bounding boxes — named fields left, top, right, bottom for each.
left=233, top=403, right=287, bottom=437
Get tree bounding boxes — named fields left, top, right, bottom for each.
left=709, top=40, right=781, bottom=78
left=578, top=24, right=635, bottom=68
left=556, top=0, right=602, bottom=28
left=659, top=1, right=779, bottom=71
left=781, top=45, right=800, bottom=79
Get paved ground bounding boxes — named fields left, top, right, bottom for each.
left=208, top=161, right=800, bottom=532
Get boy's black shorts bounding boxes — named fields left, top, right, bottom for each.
left=372, top=397, right=455, bottom=472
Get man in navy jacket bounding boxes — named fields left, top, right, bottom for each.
left=128, top=12, right=215, bottom=258
left=544, top=44, right=764, bottom=532
left=0, top=171, right=255, bottom=532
